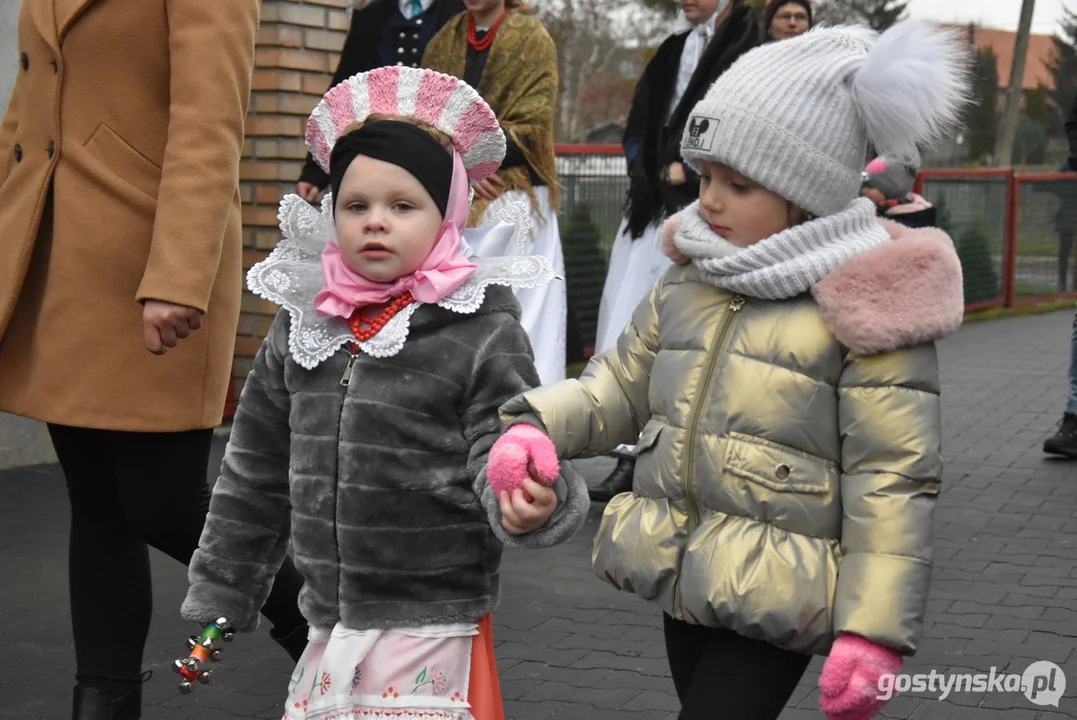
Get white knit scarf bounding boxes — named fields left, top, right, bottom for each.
left=673, top=197, right=890, bottom=300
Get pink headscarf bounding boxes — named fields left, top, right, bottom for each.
left=314, top=150, right=477, bottom=319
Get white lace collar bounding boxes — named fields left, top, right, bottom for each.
left=247, top=193, right=555, bottom=369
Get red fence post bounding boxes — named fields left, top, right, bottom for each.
left=1002, top=170, right=1018, bottom=308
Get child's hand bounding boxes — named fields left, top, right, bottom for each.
left=487, top=424, right=559, bottom=499
left=499, top=479, right=558, bottom=535
left=818, top=634, right=903, bottom=720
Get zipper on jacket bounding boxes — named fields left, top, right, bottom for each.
left=334, top=347, right=353, bottom=614
left=675, top=293, right=745, bottom=617
left=339, top=348, right=358, bottom=386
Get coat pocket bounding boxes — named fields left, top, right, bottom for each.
left=84, top=124, right=162, bottom=200
left=723, top=432, right=837, bottom=494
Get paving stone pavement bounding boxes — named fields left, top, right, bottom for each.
left=1, top=309, right=1076, bottom=719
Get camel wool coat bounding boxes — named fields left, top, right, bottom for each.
left=0, top=0, right=259, bottom=431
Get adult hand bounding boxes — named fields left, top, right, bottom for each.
left=666, top=162, right=686, bottom=185
left=473, top=174, right=506, bottom=200
left=295, top=181, right=322, bottom=204
left=143, top=300, right=204, bottom=355
left=499, top=478, right=559, bottom=535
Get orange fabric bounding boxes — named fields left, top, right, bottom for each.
left=467, top=615, right=505, bottom=720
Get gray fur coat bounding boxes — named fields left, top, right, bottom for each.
left=182, top=284, right=588, bottom=633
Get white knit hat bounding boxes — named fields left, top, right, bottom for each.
left=680, top=20, right=970, bottom=218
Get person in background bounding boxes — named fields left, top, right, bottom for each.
left=294, top=0, right=466, bottom=203
left=590, top=0, right=761, bottom=502
left=422, top=0, right=568, bottom=386
left=861, top=156, right=937, bottom=229
left=763, top=0, right=812, bottom=41
left=1043, top=92, right=1077, bottom=459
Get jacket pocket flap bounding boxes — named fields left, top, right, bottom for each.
left=635, top=419, right=665, bottom=453
left=724, top=432, right=837, bottom=494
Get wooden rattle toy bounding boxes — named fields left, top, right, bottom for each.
left=173, top=617, right=234, bottom=693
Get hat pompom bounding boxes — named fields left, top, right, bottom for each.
left=850, top=19, right=971, bottom=164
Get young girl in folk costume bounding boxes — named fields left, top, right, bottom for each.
left=179, top=66, right=590, bottom=720
left=421, top=0, right=566, bottom=385
left=488, top=21, right=969, bottom=720
left=590, top=0, right=761, bottom=502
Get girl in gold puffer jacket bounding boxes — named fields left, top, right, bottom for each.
left=488, top=20, right=970, bottom=720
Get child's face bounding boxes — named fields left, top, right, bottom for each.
left=334, top=156, right=444, bottom=283
left=697, top=161, right=801, bottom=247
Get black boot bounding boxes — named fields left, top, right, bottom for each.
left=589, top=456, right=636, bottom=503
left=72, top=684, right=141, bottom=720
left=1044, top=412, right=1077, bottom=458
left=270, top=622, right=310, bottom=662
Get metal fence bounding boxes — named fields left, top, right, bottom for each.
left=556, top=148, right=1077, bottom=352
left=556, top=145, right=628, bottom=352
left=916, top=169, right=1077, bottom=310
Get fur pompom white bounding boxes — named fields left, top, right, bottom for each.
left=850, top=19, right=971, bottom=163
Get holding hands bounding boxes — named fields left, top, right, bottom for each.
left=499, top=479, right=558, bottom=535
left=488, top=424, right=560, bottom=535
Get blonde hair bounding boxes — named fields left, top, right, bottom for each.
left=341, top=114, right=455, bottom=155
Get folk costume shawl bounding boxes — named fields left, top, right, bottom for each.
left=422, top=10, right=559, bottom=225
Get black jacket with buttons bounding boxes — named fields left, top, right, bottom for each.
left=297, top=0, right=466, bottom=189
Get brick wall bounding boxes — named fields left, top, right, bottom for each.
left=233, top=0, right=349, bottom=397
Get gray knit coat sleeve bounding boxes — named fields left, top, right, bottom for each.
left=468, top=319, right=590, bottom=549
left=182, top=315, right=293, bottom=633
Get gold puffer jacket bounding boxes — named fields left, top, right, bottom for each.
left=503, top=220, right=965, bottom=656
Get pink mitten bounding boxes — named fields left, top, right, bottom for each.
left=487, top=424, right=559, bottom=500
left=818, top=635, right=903, bottom=720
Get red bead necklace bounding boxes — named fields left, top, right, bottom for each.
left=348, top=292, right=415, bottom=344
left=467, top=10, right=508, bottom=52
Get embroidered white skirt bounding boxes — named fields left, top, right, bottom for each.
left=284, top=622, right=479, bottom=720
left=594, top=218, right=671, bottom=356
left=473, top=187, right=566, bottom=385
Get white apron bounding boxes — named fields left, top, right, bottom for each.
left=473, top=187, right=566, bottom=384
left=594, top=218, right=670, bottom=355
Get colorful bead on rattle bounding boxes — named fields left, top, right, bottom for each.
left=173, top=617, right=234, bottom=694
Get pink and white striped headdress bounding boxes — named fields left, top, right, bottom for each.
left=305, top=67, right=505, bottom=183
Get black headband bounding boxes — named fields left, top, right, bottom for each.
left=329, top=121, right=454, bottom=216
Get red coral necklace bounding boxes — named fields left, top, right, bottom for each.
left=347, top=292, right=415, bottom=345
left=467, top=10, right=507, bottom=52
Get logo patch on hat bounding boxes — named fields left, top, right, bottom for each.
left=684, top=116, right=719, bottom=151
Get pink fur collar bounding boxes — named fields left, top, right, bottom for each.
left=811, top=219, right=964, bottom=355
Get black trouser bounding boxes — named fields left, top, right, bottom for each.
left=48, top=424, right=306, bottom=693
left=663, top=614, right=812, bottom=720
